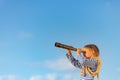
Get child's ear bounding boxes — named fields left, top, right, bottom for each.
left=91, top=49, right=95, bottom=54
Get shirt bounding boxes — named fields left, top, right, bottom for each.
left=66, top=53, right=98, bottom=80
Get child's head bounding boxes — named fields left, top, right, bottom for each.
left=82, top=44, right=99, bottom=58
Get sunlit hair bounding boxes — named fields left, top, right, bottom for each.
left=84, top=44, right=100, bottom=57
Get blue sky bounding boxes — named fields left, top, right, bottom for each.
left=0, top=0, right=120, bottom=80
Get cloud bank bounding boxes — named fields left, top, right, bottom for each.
left=29, top=57, right=75, bottom=71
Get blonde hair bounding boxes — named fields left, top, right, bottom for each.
left=84, top=44, right=100, bottom=57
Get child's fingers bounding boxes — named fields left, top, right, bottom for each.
left=67, top=49, right=71, bottom=55
left=76, top=48, right=81, bottom=55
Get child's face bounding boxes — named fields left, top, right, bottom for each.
left=82, top=47, right=93, bottom=58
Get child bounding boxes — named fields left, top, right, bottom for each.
left=66, top=44, right=101, bottom=80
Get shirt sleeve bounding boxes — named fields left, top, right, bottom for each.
left=66, top=54, right=82, bottom=69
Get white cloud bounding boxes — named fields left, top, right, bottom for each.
left=0, top=75, right=18, bottom=80
left=0, top=73, right=79, bottom=80
left=44, top=58, right=75, bottom=71
left=0, top=75, right=4, bottom=80
left=45, top=73, right=57, bottom=80
left=62, top=74, right=74, bottom=80
left=29, top=73, right=56, bottom=80
left=30, top=75, right=42, bottom=80
left=63, top=73, right=80, bottom=80
left=29, top=58, right=75, bottom=71
left=29, top=73, right=79, bottom=80
left=7, top=75, right=17, bottom=80
left=28, top=58, right=79, bottom=80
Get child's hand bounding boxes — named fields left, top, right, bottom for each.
left=76, top=48, right=81, bottom=55
left=67, top=49, right=71, bottom=55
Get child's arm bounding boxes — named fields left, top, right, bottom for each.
left=66, top=49, right=82, bottom=69
left=66, top=54, right=82, bottom=69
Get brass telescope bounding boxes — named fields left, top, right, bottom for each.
left=55, top=42, right=86, bottom=53
left=55, top=42, right=77, bottom=51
